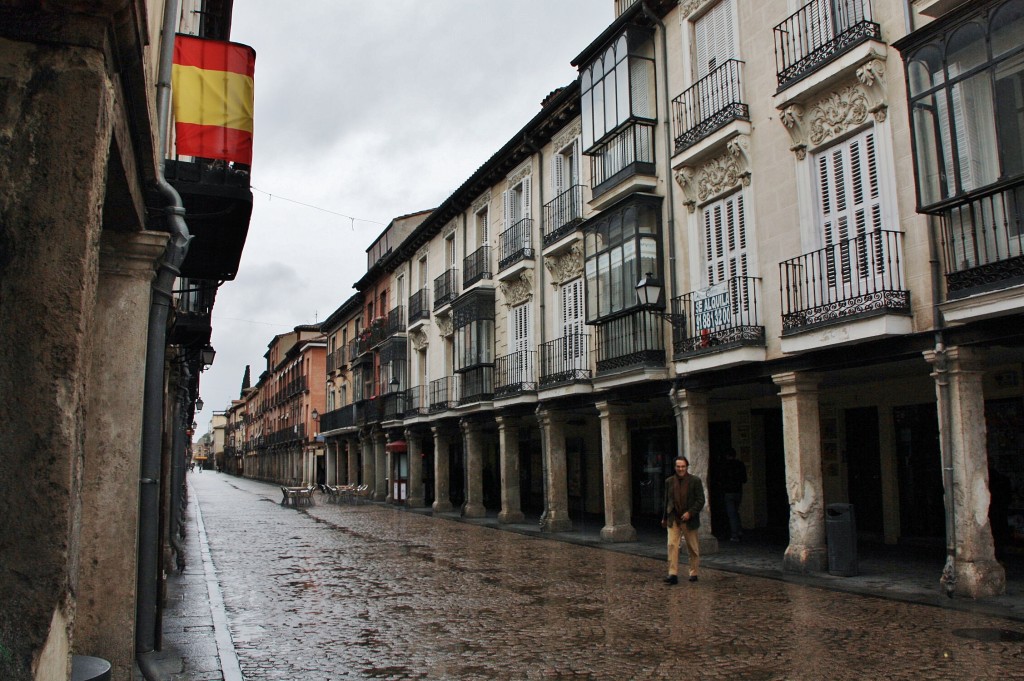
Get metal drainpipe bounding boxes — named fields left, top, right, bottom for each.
left=527, top=134, right=546, bottom=342
left=641, top=1, right=679, bottom=307
left=138, top=0, right=191, bottom=671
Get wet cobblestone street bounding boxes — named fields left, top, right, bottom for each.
left=190, top=474, right=1024, bottom=680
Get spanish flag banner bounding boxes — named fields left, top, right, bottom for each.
left=172, top=35, right=256, bottom=165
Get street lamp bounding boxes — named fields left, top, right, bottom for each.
left=389, top=376, right=400, bottom=393
left=311, top=408, right=319, bottom=422
left=200, top=344, right=216, bottom=369
left=636, top=272, right=686, bottom=325
left=196, top=397, right=204, bottom=411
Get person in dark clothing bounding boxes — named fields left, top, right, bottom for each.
left=721, top=448, right=747, bottom=542
left=662, top=456, right=705, bottom=584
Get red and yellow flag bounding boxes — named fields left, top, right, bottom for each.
left=172, top=35, right=256, bottom=165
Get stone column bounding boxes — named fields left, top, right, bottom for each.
left=373, top=430, right=387, bottom=501
left=346, top=437, right=359, bottom=485
left=406, top=429, right=425, bottom=508
left=670, top=388, right=718, bottom=555
left=325, top=440, right=337, bottom=485
left=772, top=372, right=827, bottom=573
left=595, top=401, right=637, bottom=542
left=385, top=436, right=395, bottom=503
left=537, top=406, right=572, bottom=532
left=432, top=426, right=453, bottom=512
left=78, top=230, right=168, bottom=675
left=461, top=418, right=487, bottom=518
left=495, top=413, right=525, bottom=524
left=924, top=346, right=1005, bottom=598
left=360, top=432, right=375, bottom=493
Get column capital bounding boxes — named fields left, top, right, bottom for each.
left=535, top=405, right=566, bottom=428
left=923, top=345, right=987, bottom=374
left=772, top=371, right=821, bottom=395
left=99, top=230, right=169, bottom=278
left=669, top=387, right=708, bottom=412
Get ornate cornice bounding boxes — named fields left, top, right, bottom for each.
left=673, top=134, right=751, bottom=210
left=552, top=118, right=582, bottom=153
left=499, top=270, right=534, bottom=307
left=679, top=0, right=713, bottom=19
left=507, top=162, right=532, bottom=188
left=543, top=242, right=584, bottom=285
left=415, top=244, right=429, bottom=261
left=471, top=192, right=491, bottom=215
left=443, top=219, right=458, bottom=239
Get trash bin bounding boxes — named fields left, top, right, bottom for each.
left=826, top=503, right=858, bottom=576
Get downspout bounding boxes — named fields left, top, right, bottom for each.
left=641, top=2, right=679, bottom=305
left=526, top=134, right=546, bottom=343
left=138, top=0, right=191, bottom=671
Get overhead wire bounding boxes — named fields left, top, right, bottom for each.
left=250, top=186, right=387, bottom=229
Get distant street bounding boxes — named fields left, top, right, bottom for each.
left=190, top=473, right=1023, bottom=680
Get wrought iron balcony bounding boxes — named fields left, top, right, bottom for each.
left=408, top=288, right=430, bottom=324
left=780, top=228, right=909, bottom=332
left=539, top=333, right=591, bottom=387
left=382, top=390, right=408, bottom=421
left=169, top=278, right=216, bottom=347
left=588, top=121, right=656, bottom=195
left=428, top=375, right=457, bottom=413
left=774, top=0, right=880, bottom=91
left=458, top=365, right=494, bottom=404
left=433, top=268, right=459, bottom=310
left=594, top=309, right=665, bottom=373
left=404, top=385, right=427, bottom=417
left=941, top=183, right=1024, bottom=298
left=494, top=351, right=537, bottom=397
left=463, top=246, right=492, bottom=287
left=320, top=404, right=356, bottom=431
left=326, top=346, right=347, bottom=373
left=386, top=306, right=406, bottom=336
left=671, top=59, right=748, bottom=154
left=543, top=185, right=585, bottom=247
left=670, top=276, right=765, bottom=358
left=498, top=218, right=535, bottom=271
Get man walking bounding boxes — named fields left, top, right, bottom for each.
left=662, top=456, right=705, bottom=584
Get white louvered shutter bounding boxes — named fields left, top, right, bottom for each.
left=694, top=0, right=737, bottom=79
left=521, top=177, right=532, bottom=250
left=553, top=153, right=566, bottom=197
left=561, top=278, right=585, bottom=368
left=702, top=192, right=749, bottom=317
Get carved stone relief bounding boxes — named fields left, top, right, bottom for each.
left=679, top=0, right=713, bottom=19
left=507, top=162, right=532, bottom=188
left=415, top=244, right=429, bottom=261
left=543, top=242, right=584, bottom=286
left=436, top=311, right=453, bottom=337
left=471, top=191, right=490, bottom=215
left=409, top=327, right=429, bottom=351
left=443, top=219, right=457, bottom=239
left=674, top=134, right=751, bottom=210
left=807, top=85, right=870, bottom=147
left=499, top=270, right=535, bottom=308
left=552, top=119, right=582, bottom=153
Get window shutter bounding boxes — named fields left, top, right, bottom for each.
left=522, top=176, right=532, bottom=220
left=695, top=0, right=737, bottom=79
left=502, top=189, right=511, bottom=228
left=553, top=153, right=565, bottom=196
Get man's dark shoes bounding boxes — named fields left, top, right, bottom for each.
left=664, top=575, right=678, bottom=585
left=688, top=575, right=698, bottom=582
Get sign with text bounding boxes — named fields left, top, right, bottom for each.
left=692, top=282, right=731, bottom=330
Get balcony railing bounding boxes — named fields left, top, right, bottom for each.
left=780, top=228, right=909, bottom=332
left=543, top=185, right=585, bottom=247
left=326, top=346, right=347, bottom=373
left=386, top=306, right=406, bottom=336
left=320, top=404, right=356, bottom=432
left=404, top=385, right=427, bottom=417
left=670, top=276, right=765, bottom=358
left=382, top=390, right=408, bottom=421
left=589, top=121, right=655, bottom=194
left=434, top=268, right=459, bottom=310
left=494, top=351, right=536, bottom=398
left=671, top=59, right=748, bottom=154
left=408, top=288, right=430, bottom=324
left=941, top=183, right=1024, bottom=298
left=428, top=375, right=457, bottom=413
left=463, top=246, right=492, bottom=287
left=594, top=309, right=666, bottom=373
left=498, top=218, right=535, bottom=270
left=539, top=333, right=591, bottom=386
left=774, top=0, right=880, bottom=90
left=458, top=365, right=494, bottom=404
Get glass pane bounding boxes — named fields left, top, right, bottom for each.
left=992, top=0, right=1024, bottom=57
left=952, top=73, right=998, bottom=192
left=640, top=237, right=658, bottom=280
left=598, top=252, right=611, bottom=317
left=946, top=22, right=987, bottom=77
left=622, top=205, right=636, bottom=240
left=593, top=76, right=606, bottom=142
left=907, top=45, right=944, bottom=96
left=605, top=64, right=618, bottom=134
left=617, top=57, right=631, bottom=125
left=995, top=53, right=1024, bottom=178
left=610, top=246, right=624, bottom=312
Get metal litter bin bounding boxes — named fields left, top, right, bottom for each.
left=71, top=655, right=111, bottom=681
left=826, top=503, right=858, bottom=576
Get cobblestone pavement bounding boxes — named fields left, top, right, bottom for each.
left=190, top=474, right=1024, bottom=681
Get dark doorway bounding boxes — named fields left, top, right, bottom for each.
left=761, top=409, right=789, bottom=532
left=846, top=406, right=884, bottom=536
left=422, top=438, right=435, bottom=507
left=449, top=440, right=465, bottom=509
left=894, top=403, right=944, bottom=539
left=520, top=431, right=544, bottom=516
left=708, top=421, right=733, bottom=540
left=631, top=427, right=675, bottom=525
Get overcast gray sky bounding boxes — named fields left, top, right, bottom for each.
left=195, top=1, right=615, bottom=435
